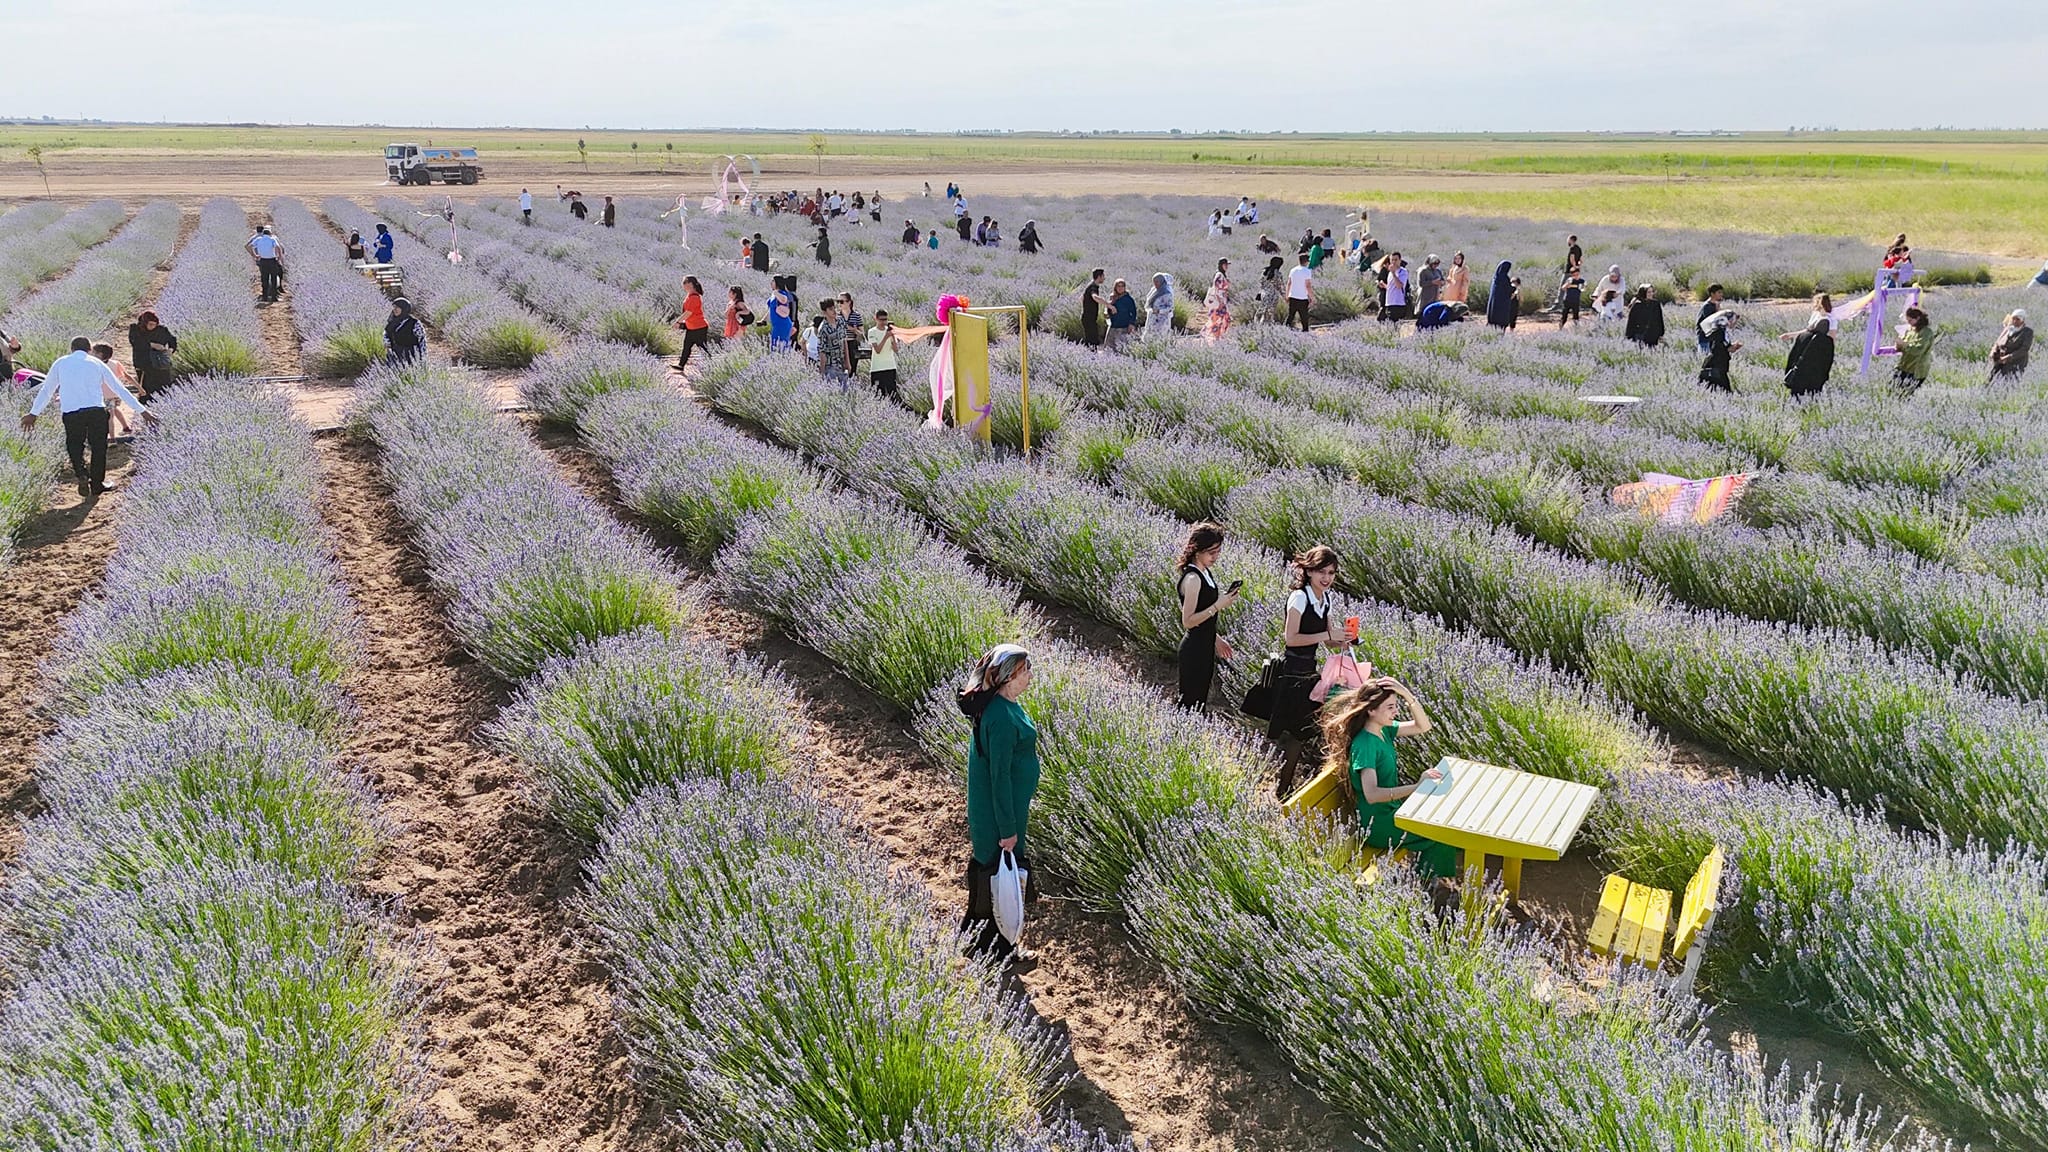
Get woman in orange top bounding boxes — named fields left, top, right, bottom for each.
left=724, top=285, right=753, bottom=339
left=674, top=276, right=711, bottom=371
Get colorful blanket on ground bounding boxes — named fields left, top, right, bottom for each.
left=1611, top=472, right=1752, bottom=524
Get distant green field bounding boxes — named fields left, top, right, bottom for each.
left=5, top=124, right=2043, bottom=259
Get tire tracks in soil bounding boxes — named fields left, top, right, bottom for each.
left=315, top=434, right=669, bottom=1152
left=531, top=420, right=1369, bottom=1152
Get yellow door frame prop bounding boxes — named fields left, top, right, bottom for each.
left=949, top=306, right=1032, bottom=455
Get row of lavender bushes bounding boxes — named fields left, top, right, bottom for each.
left=0, top=203, right=183, bottom=562
left=1027, top=338, right=2048, bottom=705
left=491, top=189, right=1984, bottom=334
left=0, top=379, right=431, bottom=1147
left=691, top=335, right=2048, bottom=853
left=0, top=392, right=64, bottom=567
left=320, top=198, right=553, bottom=369
left=529, top=340, right=1953, bottom=1151
left=411, top=188, right=2036, bottom=525
left=1153, top=322, right=2041, bottom=557
left=656, top=339, right=2046, bottom=1148
left=428, top=184, right=2048, bottom=606
left=155, top=197, right=264, bottom=377
left=0, top=200, right=126, bottom=319
left=268, top=197, right=392, bottom=376
left=1245, top=319, right=2048, bottom=517
left=354, top=360, right=1098, bottom=1151
left=373, top=198, right=674, bottom=356
left=2, top=201, right=181, bottom=371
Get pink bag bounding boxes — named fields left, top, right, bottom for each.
left=1310, top=652, right=1367, bottom=703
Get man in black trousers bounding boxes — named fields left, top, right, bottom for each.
left=21, top=337, right=156, bottom=497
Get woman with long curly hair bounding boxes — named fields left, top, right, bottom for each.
left=1319, top=677, right=1459, bottom=879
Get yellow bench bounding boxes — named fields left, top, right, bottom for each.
left=1282, top=764, right=1403, bottom=880
left=1588, top=845, right=1725, bottom=996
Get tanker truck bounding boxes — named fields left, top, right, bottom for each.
left=384, top=143, right=483, bottom=185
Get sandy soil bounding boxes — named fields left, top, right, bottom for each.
left=0, top=149, right=1629, bottom=212
left=0, top=455, right=131, bottom=868
left=316, top=434, right=668, bottom=1152
left=533, top=423, right=1372, bottom=1152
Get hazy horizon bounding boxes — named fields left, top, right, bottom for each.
left=2, top=0, right=2038, bottom=134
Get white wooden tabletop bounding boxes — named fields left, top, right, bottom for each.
left=1394, top=756, right=1599, bottom=862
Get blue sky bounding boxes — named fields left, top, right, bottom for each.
left=2, top=0, right=2039, bottom=131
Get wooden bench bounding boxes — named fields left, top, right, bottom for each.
left=1588, top=845, right=1725, bottom=996
left=356, top=262, right=405, bottom=292
left=1282, top=764, right=1402, bottom=880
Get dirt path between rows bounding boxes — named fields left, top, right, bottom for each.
left=0, top=474, right=129, bottom=868
left=253, top=205, right=305, bottom=381
left=531, top=421, right=1369, bottom=1152
left=314, top=434, right=668, bottom=1152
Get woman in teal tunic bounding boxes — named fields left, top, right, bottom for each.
left=1320, top=677, right=1460, bottom=880
left=959, top=643, right=1040, bottom=960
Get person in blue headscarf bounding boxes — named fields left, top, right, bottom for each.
left=1485, top=261, right=1516, bottom=328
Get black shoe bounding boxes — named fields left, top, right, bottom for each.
left=76, top=477, right=91, bottom=497
left=92, top=482, right=115, bottom=495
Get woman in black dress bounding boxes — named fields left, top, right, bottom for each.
left=1175, top=522, right=1239, bottom=711
left=1268, top=545, right=1348, bottom=800
left=127, top=310, right=178, bottom=397
left=1698, top=311, right=1741, bottom=392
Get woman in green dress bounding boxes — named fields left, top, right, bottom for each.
left=959, top=643, right=1040, bottom=961
left=1320, top=677, right=1459, bottom=880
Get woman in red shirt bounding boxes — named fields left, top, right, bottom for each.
left=674, top=276, right=710, bottom=371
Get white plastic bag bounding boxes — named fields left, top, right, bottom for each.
left=992, top=850, right=1028, bottom=945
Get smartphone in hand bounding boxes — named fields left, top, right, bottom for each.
left=1226, top=579, right=1244, bottom=594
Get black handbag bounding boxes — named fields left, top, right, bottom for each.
left=1240, top=652, right=1284, bottom=720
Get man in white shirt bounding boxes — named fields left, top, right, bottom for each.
left=1285, top=252, right=1316, bottom=332
left=21, top=338, right=156, bottom=497
left=247, top=226, right=285, bottom=302
left=519, top=188, right=534, bottom=225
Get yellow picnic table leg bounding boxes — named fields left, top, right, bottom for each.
left=1501, top=856, right=1523, bottom=900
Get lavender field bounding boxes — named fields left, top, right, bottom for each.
left=0, top=183, right=2043, bottom=1151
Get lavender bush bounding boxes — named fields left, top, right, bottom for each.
left=0, top=388, right=64, bottom=565
left=357, top=361, right=689, bottom=680
left=715, top=489, right=1037, bottom=711
left=5, top=706, right=384, bottom=945
left=1123, top=811, right=1941, bottom=1152
left=269, top=197, right=392, bottom=376
left=0, top=199, right=126, bottom=317
left=0, top=373, right=429, bottom=1147
left=156, top=197, right=263, bottom=377
left=495, top=627, right=806, bottom=838
left=0, top=869, right=430, bottom=1152
left=1597, top=770, right=2048, bottom=1147
left=5, top=202, right=182, bottom=370
left=585, top=778, right=1070, bottom=1150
